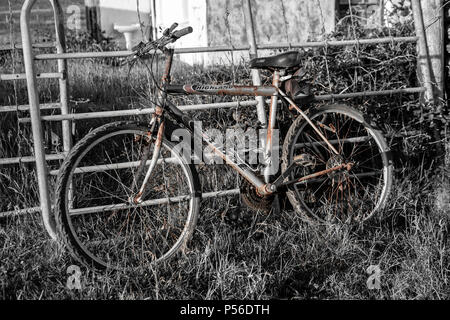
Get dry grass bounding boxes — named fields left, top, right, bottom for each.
left=1, top=28, right=449, bottom=299
left=0, top=168, right=449, bottom=299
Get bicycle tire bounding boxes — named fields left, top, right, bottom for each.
left=281, top=104, right=393, bottom=224
left=54, top=121, right=201, bottom=271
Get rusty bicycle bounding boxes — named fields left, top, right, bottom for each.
left=54, top=24, right=393, bottom=271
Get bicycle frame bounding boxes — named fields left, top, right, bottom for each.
left=133, top=48, right=343, bottom=203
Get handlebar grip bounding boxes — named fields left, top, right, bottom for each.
left=172, top=26, right=193, bottom=39
left=168, top=22, right=179, bottom=33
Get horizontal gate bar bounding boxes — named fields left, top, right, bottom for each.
left=257, top=36, right=419, bottom=49
left=48, top=157, right=179, bottom=176
left=0, top=206, right=41, bottom=219
left=0, top=102, right=61, bottom=113
left=33, top=36, right=418, bottom=60
left=313, top=87, right=425, bottom=100
left=0, top=72, right=63, bottom=81
left=0, top=42, right=56, bottom=51
left=0, top=189, right=241, bottom=218
left=69, top=189, right=241, bottom=216
left=18, top=100, right=261, bottom=122
left=0, top=153, right=66, bottom=166
left=0, top=8, right=53, bottom=15
left=17, top=87, right=426, bottom=123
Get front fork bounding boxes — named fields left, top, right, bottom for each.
left=131, top=117, right=165, bottom=204
left=130, top=48, right=174, bottom=204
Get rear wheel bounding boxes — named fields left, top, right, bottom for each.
left=54, top=121, right=200, bottom=271
left=281, top=105, right=393, bottom=223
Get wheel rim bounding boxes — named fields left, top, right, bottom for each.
left=288, top=109, right=390, bottom=223
left=63, top=129, right=196, bottom=270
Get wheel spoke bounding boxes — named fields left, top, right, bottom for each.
left=57, top=126, right=197, bottom=270
left=284, top=107, right=391, bottom=222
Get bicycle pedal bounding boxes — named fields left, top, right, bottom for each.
left=294, top=154, right=316, bottom=167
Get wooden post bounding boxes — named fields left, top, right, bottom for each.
left=85, top=0, right=101, bottom=41
left=150, top=0, right=157, bottom=41
left=411, top=0, right=437, bottom=103
left=411, top=0, right=444, bottom=102
left=413, top=0, right=448, bottom=199
left=379, top=0, right=385, bottom=27
left=242, top=0, right=267, bottom=126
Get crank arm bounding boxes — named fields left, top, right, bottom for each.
left=280, top=163, right=353, bottom=188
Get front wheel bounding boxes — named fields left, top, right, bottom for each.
left=54, top=121, right=201, bottom=271
left=281, top=104, right=393, bottom=224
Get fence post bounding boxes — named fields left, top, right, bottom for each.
left=242, top=0, right=267, bottom=126
left=150, top=0, right=157, bottom=41
left=51, top=0, right=72, bottom=155
left=411, top=0, right=437, bottom=103
left=85, top=0, right=101, bottom=41
left=20, top=0, right=57, bottom=240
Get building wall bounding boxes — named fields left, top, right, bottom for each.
left=98, top=0, right=152, bottom=48
left=0, top=0, right=85, bottom=48
left=97, top=0, right=207, bottom=64
left=95, top=0, right=337, bottom=66
left=204, top=0, right=336, bottom=65
left=206, top=0, right=336, bottom=46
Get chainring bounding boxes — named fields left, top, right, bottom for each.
left=240, top=178, right=274, bottom=212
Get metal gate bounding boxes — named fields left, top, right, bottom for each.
left=0, top=0, right=436, bottom=240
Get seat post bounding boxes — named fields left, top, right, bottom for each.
left=263, top=70, right=281, bottom=183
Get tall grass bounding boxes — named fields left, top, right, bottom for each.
left=0, top=25, right=449, bottom=299
left=0, top=168, right=448, bottom=299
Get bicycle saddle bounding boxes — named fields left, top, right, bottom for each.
left=249, top=51, right=302, bottom=70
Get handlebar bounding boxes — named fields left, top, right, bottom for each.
left=165, top=23, right=179, bottom=36
left=123, top=23, right=193, bottom=65
left=172, top=27, right=193, bottom=40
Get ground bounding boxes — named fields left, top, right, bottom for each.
left=0, top=20, right=449, bottom=299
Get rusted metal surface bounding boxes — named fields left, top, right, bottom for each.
left=178, top=84, right=277, bottom=97
left=266, top=72, right=281, bottom=144
left=278, top=87, right=340, bottom=155
left=296, top=163, right=352, bottom=183
left=263, top=70, right=281, bottom=183
left=198, top=130, right=265, bottom=190
left=161, top=48, right=174, bottom=84
left=133, top=120, right=165, bottom=204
